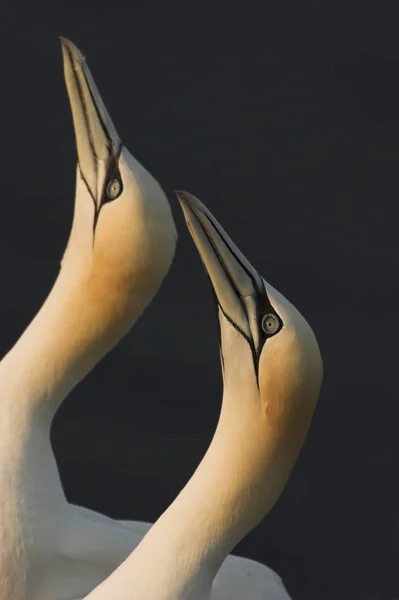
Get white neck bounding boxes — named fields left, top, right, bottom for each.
left=86, top=384, right=298, bottom=600
left=0, top=206, right=163, bottom=590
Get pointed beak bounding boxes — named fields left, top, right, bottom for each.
left=60, top=37, right=122, bottom=204
left=176, top=190, right=269, bottom=345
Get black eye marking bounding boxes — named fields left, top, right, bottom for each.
left=75, top=143, right=123, bottom=240
left=250, top=295, right=283, bottom=380
left=90, top=146, right=123, bottom=239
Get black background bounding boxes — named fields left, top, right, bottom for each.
left=1, top=2, right=399, bottom=598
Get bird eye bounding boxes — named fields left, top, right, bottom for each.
left=106, top=179, right=122, bottom=200
left=261, top=313, right=280, bottom=335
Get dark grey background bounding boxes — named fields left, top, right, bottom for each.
left=0, top=2, right=398, bottom=599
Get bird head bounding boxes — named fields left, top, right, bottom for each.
left=177, top=191, right=322, bottom=454
left=60, top=38, right=177, bottom=326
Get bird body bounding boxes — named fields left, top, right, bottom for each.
left=0, top=39, right=176, bottom=600
left=82, top=192, right=322, bottom=600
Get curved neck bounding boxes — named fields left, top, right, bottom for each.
left=87, top=391, right=298, bottom=600
left=0, top=245, right=145, bottom=553
left=0, top=261, right=136, bottom=428
left=0, top=226, right=149, bottom=519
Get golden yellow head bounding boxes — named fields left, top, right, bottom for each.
left=177, top=190, right=322, bottom=454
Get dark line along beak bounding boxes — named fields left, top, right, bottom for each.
left=60, top=37, right=121, bottom=207
left=176, top=190, right=273, bottom=354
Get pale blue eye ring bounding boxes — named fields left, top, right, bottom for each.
left=106, top=179, right=121, bottom=199
left=261, top=313, right=279, bottom=335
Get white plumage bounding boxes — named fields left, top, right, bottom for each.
left=0, top=38, right=176, bottom=600
left=81, top=191, right=322, bottom=600
left=0, top=39, right=320, bottom=600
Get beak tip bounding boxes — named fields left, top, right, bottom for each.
left=59, top=37, right=85, bottom=65
left=59, top=36, right=71, bottom=52
left=174, top=191, right=195, bottom=226
left=175, top=190, right=208, bottom=221
left=174, top=190, right=188, bottom=205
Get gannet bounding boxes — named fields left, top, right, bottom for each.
left=82, top=191, right=323, bottom=600
left=0, top=39, right=176, bottom=600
